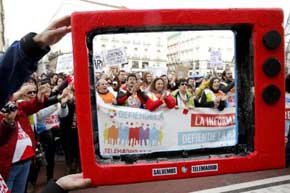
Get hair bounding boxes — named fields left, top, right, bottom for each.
left=26, top=77, right=37, bottom=86
left=187, top=77, right=194, bottom=82
left=48, top=72, right=58, bottom=79
left=57, top=74, right=66, bottom=81
left=222, top=69, right=232, bottom=81
left=39, top=78, right=50, bottom=85
left=126, top=73, right=137, bottom=81
left=118, top=70, right=126, bottom=75
left=149, top=77, right=165, bottom=93
left=142, top=72, right=152, bottom=84
left=177, top=78, right=187, bottom=87
left=160, top=74, right=167, bottom=78
left=96, top=78, right=107, bottom=87
left=208, top=77, right=220, bottom=91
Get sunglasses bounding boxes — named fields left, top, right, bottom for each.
left=27, top=91, right=37, bottom=95
left=180, top=83, right=187, bottom=86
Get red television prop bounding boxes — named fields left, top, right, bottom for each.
left=71, top=9, right=285, bottom=185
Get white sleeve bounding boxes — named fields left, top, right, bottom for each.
left=58, top=103, right=69, bottom=118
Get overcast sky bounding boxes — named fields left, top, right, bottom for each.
left=3, top=0, right=290, bottom=49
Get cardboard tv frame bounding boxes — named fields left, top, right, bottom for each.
left=71, top=9, right=285, bottom=185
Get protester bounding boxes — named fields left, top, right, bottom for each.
left=219, top=69, right=235, bottom=94
left=146, top=77, right=176, bottom=111
left=37, top=86, right=69, bottom=182
left=171, top=78, right=195, bottom=109
left=198, top=77, right=227, bottom=111
left=59, top=85, right=81, bottom=174
left=116, top=74, right=148, bottom=108
left=0, top=85, right=48, bottom=193
left=117, top=70, right=127, bottom=86
left=96, top=78, right=116, bottom=105
left=141, top=72, right=153, bottom=92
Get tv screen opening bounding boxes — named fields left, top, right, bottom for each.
left=86, top=29, right=254, bottom=164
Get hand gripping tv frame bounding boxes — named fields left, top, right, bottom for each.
left=71, top=9, right=285, bottom=185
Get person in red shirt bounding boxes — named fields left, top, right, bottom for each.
left=116, top=74, right=148, bottom=108
left=146, top=78, right=176, bottom=111
left=0, top=82, right=55, bottom=193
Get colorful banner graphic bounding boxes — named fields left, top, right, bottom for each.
left=97, top=103, right=237, bottom=156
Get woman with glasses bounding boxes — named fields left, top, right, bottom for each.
left=0, top=85, right=50, bottom=193
left=171, top=79, right=195, bottom=109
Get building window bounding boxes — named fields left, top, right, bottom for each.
left=142, top=62, right=149, bottom=68
left=132, top=61, right=139, bottom=68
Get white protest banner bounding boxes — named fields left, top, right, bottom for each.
left=105, top=47, right=127, bottom=67
left=97, top=103, right=237, bottom=156
left=93, top=52, right=105, bottom=72
left=56, top=53, right=73, bottom=74
left=209, top=50, right=223, bottom=70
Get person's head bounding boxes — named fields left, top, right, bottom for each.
left=178, top=78, right=188, bottom=93
left=22, top=83, right=37, bottom=100
left=143, top=72, right=153, bottom=84
left=39, top=78, right=52, bottom=97
left=57, top=75, right=65, bottom=86
left=209, top=77, right=221, bottom=92
left=26, top=77, right=37, bottom=86
left=222, top=69, right=233, bottom=82
left=187, top=77, right=195, bottom=88
left=96, top=78, right=108, bottom=94
left=160, top=74, right=169, bottom=87
left=118, top=70, right=127, bottom=84
left=49, top=73, right=58, bottom=86
left=126, top=73, right=138, bottom=88
left=150, top=78, right=165, bottom=93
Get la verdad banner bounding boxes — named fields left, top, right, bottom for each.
left=97, top=103, right=237, bottom=156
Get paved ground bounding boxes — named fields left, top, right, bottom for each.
left=35, top=160, right=290, bottom=193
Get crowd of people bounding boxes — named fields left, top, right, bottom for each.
left=1, top=35, right=236, bottom=193
left=0, top=16, right=91, bottom=193
left=0, top=13, right=289, bottom=193
left=95, top=68, right=235, bottom=112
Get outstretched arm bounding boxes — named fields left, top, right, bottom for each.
left=0, top=15, right=71, bottom=109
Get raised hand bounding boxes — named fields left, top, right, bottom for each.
left=33, top=15, right=71, bottom=48
left=56, top=173, right=91, bottom=191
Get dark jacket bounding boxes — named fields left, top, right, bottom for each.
left=41, top=181, right=67, bottom=193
